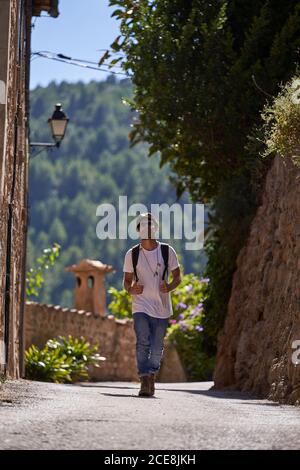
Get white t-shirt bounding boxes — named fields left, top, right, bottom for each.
left=123, top=241, right=180, bottom=319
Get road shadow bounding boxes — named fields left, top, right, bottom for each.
left=77, top=382, right=279, bottom=404
left=156, top=387, right=269, bottom=402
left=77, top=383, right=160, bottom=398
left=77, top=384, right=138, bottom=390
left=101, top=392, right=158, bottom=399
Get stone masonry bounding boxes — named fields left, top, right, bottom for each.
left=214, top=154, right=300, bottom=405
left=25, top=301, right=187, bottom=382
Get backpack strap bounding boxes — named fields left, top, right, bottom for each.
left=160, top=243, right=169, bottom=281
left=131, top=243, right=140, bottom=282
left=132, top=242, right=169, bottom=282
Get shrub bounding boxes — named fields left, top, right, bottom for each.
left=107, top=286, right=131, bottom=319
left=261, top=76, right=300, bottom=165
left=25, top=335, right=105, bottom=383
left=167, top=273, right=215, bottom=380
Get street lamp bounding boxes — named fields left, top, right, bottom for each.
left=30, top=103, right=69, bottom=157
left=48, top=103, right=69, bottom=146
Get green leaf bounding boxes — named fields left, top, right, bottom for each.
left=98, top=50, right=110, bottom=67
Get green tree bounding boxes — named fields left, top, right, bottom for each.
left=103, top=0, right=300, bottom=352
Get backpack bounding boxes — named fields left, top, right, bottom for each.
left=131, top=242, right=169, bottom=283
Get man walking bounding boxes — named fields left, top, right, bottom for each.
left=123, top=213, right=181, bottom=397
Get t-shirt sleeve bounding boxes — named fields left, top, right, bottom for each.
left=123, top=249, right=133, bottom=273
left=168, top=245, right=180, bottom=271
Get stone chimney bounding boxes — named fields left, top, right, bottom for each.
left=65, top=259, right=114, bottom=316
left=32, top=0, right=59, bottom=18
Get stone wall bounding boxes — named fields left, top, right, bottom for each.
left=0, top=0, right=31, bottom=379
left=25, top=301, right=187, bottom=382
left=214, top=154, right=300, bottom=405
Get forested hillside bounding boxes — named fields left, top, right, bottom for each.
left=28, top=76, right=206, bottom=307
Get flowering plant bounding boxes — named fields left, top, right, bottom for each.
left=168, top=273, right=209, bottom=335
left=167, top=273, right=214, bottom=380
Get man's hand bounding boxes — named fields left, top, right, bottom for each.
left=160, top=267, right=181, bottom=294
left=128, top=282, right=144, bottom=295
left=123, top=272, right=144, bottom=295
left=160, top=280, right=170, bottom=293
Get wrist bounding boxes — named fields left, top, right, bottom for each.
left=163, top=282, right=171, bottom=293
left=167, top=280, right=178, bottom=292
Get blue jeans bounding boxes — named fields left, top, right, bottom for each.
left=133, top=312, right=169, bottom=377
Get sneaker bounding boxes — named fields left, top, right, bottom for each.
left=149, top=372, right=155, bottom=396
left=138, top=375, right=151, bottom=397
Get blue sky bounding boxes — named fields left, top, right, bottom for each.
left=30, top=0, right=121, bottom=89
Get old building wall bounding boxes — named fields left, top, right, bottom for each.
left=0, top=0, right=31, bottom=379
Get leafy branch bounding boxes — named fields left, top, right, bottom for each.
left=26, top=243, right=61, bottom=299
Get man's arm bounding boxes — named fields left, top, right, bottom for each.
left=160, top=267, right=181, bottom=293
left=123, top=272, right=144, bottom=294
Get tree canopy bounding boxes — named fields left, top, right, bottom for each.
left=102, top=0, right=300, bottom=347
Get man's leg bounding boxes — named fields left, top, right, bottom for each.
left=148, top=317, right=169, bottom=375
left=133, top=312, right=152, bottom=396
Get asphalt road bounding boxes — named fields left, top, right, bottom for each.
left=0, top=379, right=299, bottom=450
